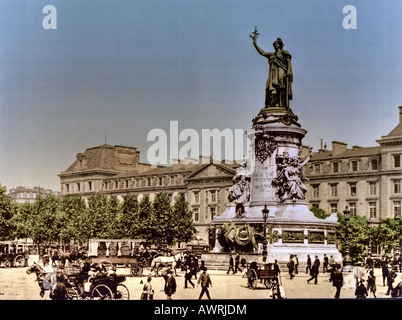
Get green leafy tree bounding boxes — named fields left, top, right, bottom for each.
left=152, top=192, right=173, bottom=245
left=0, top=184, right=16, bottom=240
left=105, top=196, right=122, bottom=238
left=373, top=218, right=402, bottom=255
left=12, top=201, right=34, bottom=240
left=138, top=195, right=154, bottom=241
left=310, top=207, right=330, bottom=219
left=59, top=195, right=87, bottom=245
left=31, top=195, right=62, bottom=246
left=120, top=195, right=140, bottom=238
left=336, top=213, right=369, bottom=264
left=171, top=193, right=196, bottom=246
left=82, top=194, right=109, bottom=240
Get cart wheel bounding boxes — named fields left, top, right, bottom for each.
left=66, top=287, right=79, bottom=300
left=264, top=278, right=273, bottom=289
left=115, top=284, right=130, bottom=300
left=14, top=255, right=26, bottom=268
left=252, top=279, right=258, bottom=289
left=91, top=284, right=113, bottom=300
left=130, top=264, right=143, bottom=276
left=4, top=260, right=12, bottom=268
left=98, top=260, right=113, bottom=271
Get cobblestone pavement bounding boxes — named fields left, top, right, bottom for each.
left=0, top=265, right=400, bottom=300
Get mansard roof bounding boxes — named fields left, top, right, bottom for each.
left=60, top=144, right=142, bottom=175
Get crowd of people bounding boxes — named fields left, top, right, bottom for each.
left=283, top=253, right=402, bottom=299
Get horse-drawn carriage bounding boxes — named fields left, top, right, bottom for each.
left=88, top=239, right=151, bottom=276
left=65, top=271, right=129, bottom=300
left=26, top=261, right=130, bottom=300
left=246, top=262, right=278, bottom=290
left=0, top=241, right=29, bottom=268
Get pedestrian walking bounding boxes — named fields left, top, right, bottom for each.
left=141, top=276, right=154, bottom=300
left=329, top=255, right=336, bottom=269
left=293, top=255, right=299, bottom=274
left=227, top=254, right=235, bottom=274
left=367, top=269, right=376, bottom=298
left=164, top=271, right=177, bottom=300
left=51, top=272, right=67, bottom=300
left=271, top=277, right=283, bottom=299
left=323, top=254, right=329, bottom=273
left=191, top=255, right=199, bottom=279
left=314, top=255, right=320, bottom=271
left=184, top=267, right=195, bottom=289
left=305, top=254, right=312, bottom=274
left=273, top=259, right=281, bottom=277
left=234, top=253, right=242, bottom=274
left=200, top=253, right=205, bottom=271
left=381, top=258, right=389, bottom=286
left=197, top=267, right=212, bottom=299
left=386, top=267, right=396, bottom=296
left=331, top=264, right=343, bottom=299
left=287, top=255, right=295, bottom=279
left=240, top=256, right=247, bottom=269
left=307, top=261, right=319, bottom=285
left=353, top=262, right=365, bottom=286
left=355, top=280, right=368, bottom=299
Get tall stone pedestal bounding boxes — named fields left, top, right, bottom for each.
left=212, top=107, right=341, bottom=263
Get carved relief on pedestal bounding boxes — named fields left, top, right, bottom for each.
left=254, top=132, right=277, bottom=163
left=272, top=152, right=310, bottom=202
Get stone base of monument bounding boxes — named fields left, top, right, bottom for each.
left=212, top=203, right=342, bottom=263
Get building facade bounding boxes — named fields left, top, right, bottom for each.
left=8, top=186, right=60, bottom=203
left=58, top=144, right=238, bottom=245
left=59, top=106, right=402, bottom=245
left=304, top=106, right=402, bottom=224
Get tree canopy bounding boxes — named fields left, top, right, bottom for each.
left=0, top=185, right=196, bottom=249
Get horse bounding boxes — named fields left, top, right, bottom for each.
left=150, top=252, right=183, bottom=277
left=26, top=262, right=58, bottom=299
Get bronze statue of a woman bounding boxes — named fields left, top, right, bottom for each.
left=250, top=27, right=293, bottom=109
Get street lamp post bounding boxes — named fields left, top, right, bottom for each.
left=367, top=218, right=373, bottom=256
left=343, top=206, right=352, bottom=269
left=395, top=215, right=401, bottom=258
left=262, top=204, right=269, bottom=262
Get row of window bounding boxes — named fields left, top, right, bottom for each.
left=192, top=190, right=219, bottom=203
left=313, top=200, right=401, bottom=219
left=192, top=206, right=216, bottom=222
left=64, top=175, right=186, bottom=193
left=311, top=155, right=401, bottom=175
left=311, top=180, right=401, bottom=198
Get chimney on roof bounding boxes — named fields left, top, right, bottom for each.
left=399, top=105, right=402, bottom=123
left=332, top=141, right=347, bottom=156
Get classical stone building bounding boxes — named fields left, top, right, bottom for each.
left=59, top=106, right=402, bottom=246
left=8, top=186, right=60, bottom=203
left=58, top=144, right=238, bottom=245
left=304, top=106, right=402, bottom=223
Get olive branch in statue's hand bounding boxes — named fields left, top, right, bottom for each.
left=249, top=25, right=260, bottom=42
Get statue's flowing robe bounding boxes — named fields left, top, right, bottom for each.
left=265, top=50, right=292, bottom=108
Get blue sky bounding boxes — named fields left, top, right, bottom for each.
left=0, top=0, right=401, bottom=191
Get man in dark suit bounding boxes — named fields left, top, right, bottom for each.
left=234, top=253, right=242, bottom=274
left=332, top=264, right=344, bottom=299
left=227, top=255, right=234, bottom=274
left=307, top=261, right=319, bottom=285
left=164, top=271, right=177, bottom=300
left=198, top=267, right=212, bottom=299
left=287, top=255, right=295, bottom=279
left=305, top=254, right=312, bottom=274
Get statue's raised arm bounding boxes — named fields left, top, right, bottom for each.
left=250, top=26, right=266, bottom=56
